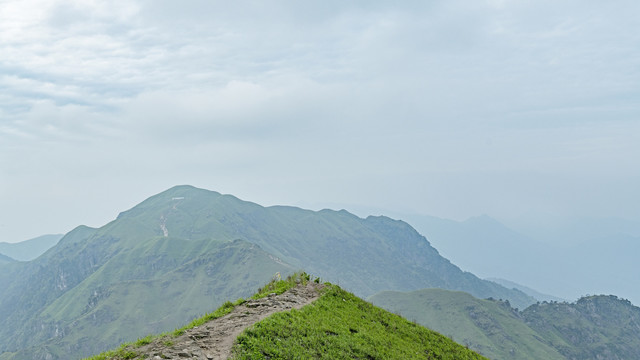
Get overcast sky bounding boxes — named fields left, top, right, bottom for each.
left=1, top=0, right=639, bottom=242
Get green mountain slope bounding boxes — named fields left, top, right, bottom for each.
left=115, top=185, right=534, bottom=306
left=87, top=274, right=488, bottom=360
left=0, top=230, right=292, bottom=359
left=0, top=234, right=63, bottom=261
left=232, top=284, right=487, bottom=360
left=0, top=185, right=532, bottom=359
left=370, top=289, right=640, bottom=360
left=523, top=295, right=640, bottom=360
left=370, top=288, right=564, bottom=360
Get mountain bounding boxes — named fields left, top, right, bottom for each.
left=400, top=214, right=554, bottom=290
left=370, top=289, right=640, bottom=360
left=0, top=234, right=63, bottom=261
left=523, top=295, right=640, bottom=360
left=89, top=273, right=487, bottom=360
left=403, top=213, right=640, bottom=305
left=0, top=185, right=533, bottom=360
left=0, top=253, right=16, bottom=265
left=487, top=278, right=566, bottom=303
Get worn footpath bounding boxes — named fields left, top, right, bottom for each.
left=129, top=282, right=322, bottom=360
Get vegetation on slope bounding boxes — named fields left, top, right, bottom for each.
left=0, top=185, right=532, bottom=359
left=84, top=272, right=311, bottom=360
left=523, top=295, right=640, bottom=360
left=370, top=288, right=640, bottom=360
left=233, top=284, right=487, bottom=360
left=85, top=273, right=486, bottom=360
left=370, top=288, right=564, bottom=360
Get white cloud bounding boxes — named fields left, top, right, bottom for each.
left=0, top=0, right=639, bottom=243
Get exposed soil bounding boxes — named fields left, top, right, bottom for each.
left=128, top=282, right=323, bottom=360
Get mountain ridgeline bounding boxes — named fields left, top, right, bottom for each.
left=0, top=185, right=533, bottom=360
left=370, top=289, right=640, bottom=360
left=0, top=234, right=63, bottom=262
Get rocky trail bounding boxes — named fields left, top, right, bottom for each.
left=127, top=282, right=323, bottom=360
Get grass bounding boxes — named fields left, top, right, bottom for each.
left=231, top=284, right=488, bottom=360
left=83, top=272, right=309, bottom=360
left=85, top=272, right=487, bottom=360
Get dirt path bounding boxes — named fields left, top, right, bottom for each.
left=131, top=282, right=322, bottom=360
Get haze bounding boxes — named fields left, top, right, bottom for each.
left=1, top=0, right=639, bottom=244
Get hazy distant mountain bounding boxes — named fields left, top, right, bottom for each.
left=486, top=278, right=566, bottom=303
left=0, top=185, right=533, bottom=360
left=402, top=213, right=640, bottom=305
left=0, top=234, right=63, bottom=261
left=370, top=289, right=640, bottom=360
left=0, top=253, right=15, bottom=265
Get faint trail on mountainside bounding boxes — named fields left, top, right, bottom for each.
left=131, top=282, right=322, bottom=360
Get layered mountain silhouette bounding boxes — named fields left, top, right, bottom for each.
left=0, top=253, right=15, bottom=265
left=0, top=234, right=63, bottom=262
left=0, top=185, right=534, bottom=360
left=370, top=289, right=640, bottom=360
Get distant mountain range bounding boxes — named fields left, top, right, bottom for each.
left=0, top=253, right=15, bottom=265
left=0, top=234, right=63, bottom=261
left=402, top=213, right=640, bottom=305
left=370, top=288, right=640, bottom=360
left=0, top=185, right=533, bottom=360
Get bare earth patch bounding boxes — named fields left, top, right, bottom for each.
left=130, top=282, right=322, bottom=360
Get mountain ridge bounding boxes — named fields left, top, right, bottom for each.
left=0, top=185, right=534, bottom=359
left=0, top=234, right=63, bottom=261
left=370, top=288, right=640, bottom=360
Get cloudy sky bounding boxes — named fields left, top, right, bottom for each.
left=1, top=0, right=639, bottom=242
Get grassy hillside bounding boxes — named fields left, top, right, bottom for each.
left=523, top=295, right=640, bottom=360
left=0, top=185, right=532, bottom=359
left=370, top=289, right=640, bottom=360
left=0, top=232, right=292, bottom=359
left=85, top=273, right=488, bottom=360
left=113, top=185, right=534, bottom=307
left=232, top=284, right=487, bottom=360
left=370, top=288, right=564, bottom=360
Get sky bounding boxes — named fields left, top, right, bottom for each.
left=1, top=0, right=639, bottom=243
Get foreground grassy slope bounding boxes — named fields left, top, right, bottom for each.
left=233, top=284, right=487, bottom=360
left=85, top=273, right=487, bottom=360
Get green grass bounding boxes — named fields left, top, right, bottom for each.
left=84, top=272, right=309, bottom=360
left=369, top=288, right=565, bottom=360
left=231, top=284, right=487, bottom=360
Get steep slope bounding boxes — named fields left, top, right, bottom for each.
left=0, top=185, right=532, bottom=359
left=89, top=275, right=487, bottom=360
left=113, top=185, right=533, bottom=307
left=370, top=289, right=640, bottom=360
left=0, top=228, right=292, bottom=359
left=0, top=234, right=63, bottom=261
left=370, top=288, right=564, bottom=360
